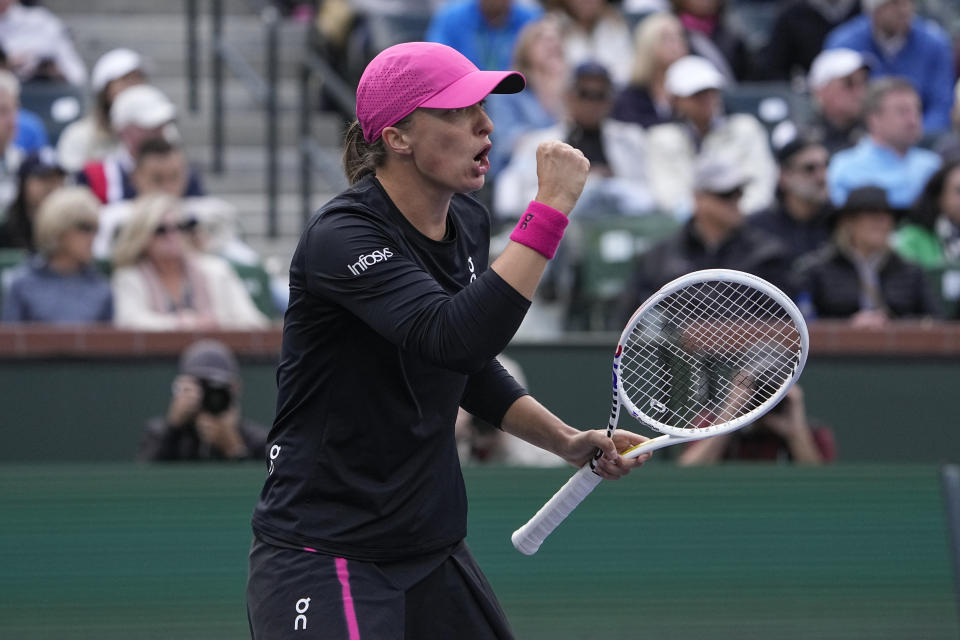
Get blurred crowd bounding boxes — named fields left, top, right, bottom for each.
left=1, top=1, right=959, bottom=464
left=310, top=0, right=960, bottom=334
left=0, top=0, right=284, bottom=328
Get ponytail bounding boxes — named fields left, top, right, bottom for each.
left=341, top=114, right=414, bottom=185
left=342, top=120, right=385, bottom=185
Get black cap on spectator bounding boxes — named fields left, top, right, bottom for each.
left=179, top=339, right=240, bottom=385
left=774, top=135, right=823, bottom=166
left=833, top=185, right=903, bottom=226
left=18, top=148, right=66, bottom=180
left=573, top=61, right=611, bottom=82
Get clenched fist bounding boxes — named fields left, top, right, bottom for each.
left=533, top=141, right=590, bottom=216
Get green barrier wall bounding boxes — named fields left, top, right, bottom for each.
left=1, top=464, right=957, bottom=639
left=0, top=346, right=956, bottom=462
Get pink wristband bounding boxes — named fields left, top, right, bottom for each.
left=509, top=201, right=569, bottom=259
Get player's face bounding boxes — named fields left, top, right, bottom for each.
left=406, top=101, right=494, bottom=194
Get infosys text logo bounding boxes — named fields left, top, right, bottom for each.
left=347, top=248, right=393, bottom=275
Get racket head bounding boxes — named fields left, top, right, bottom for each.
left=615, top=269, right=808, bottom=439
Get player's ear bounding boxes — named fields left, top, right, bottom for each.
left=382, top=126, right=413, bottom=156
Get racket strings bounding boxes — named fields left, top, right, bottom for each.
left=618, top=281, right=802, bottom=433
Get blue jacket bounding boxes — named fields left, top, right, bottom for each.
left=425, top=0, right=541, bottom=71
left=827, top=136, right=941, bottom=209
left=825, top=15, right=955, bottom=134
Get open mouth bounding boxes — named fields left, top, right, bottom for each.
left=474, top=144, right=491, bottom=165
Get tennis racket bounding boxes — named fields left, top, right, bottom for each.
left=511, top=268, right=809, bottom=555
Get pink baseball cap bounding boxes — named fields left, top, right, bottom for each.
left=356, top=42, right=525, bottom=143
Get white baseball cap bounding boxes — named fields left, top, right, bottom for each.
left=808, top=48, right=869, bottom=91
left=665, top=56, right=726, bottom=98
left=694, top=153, right=750, bottom=194
left=91, top=48, right=145, bottom=93
left=110, top=84, right=176, bottom=131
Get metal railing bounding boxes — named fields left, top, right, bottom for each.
left=184, top=0, right=282, bottom=237
left=297, top=48, right=354, bottom=226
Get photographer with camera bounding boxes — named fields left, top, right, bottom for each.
left=137, top=339, right=268, bottom=461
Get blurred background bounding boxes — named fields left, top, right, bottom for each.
left=0, top=0, right=959, bottom=637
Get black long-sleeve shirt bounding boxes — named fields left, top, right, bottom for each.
left=252, top=176, right=530, bottom=561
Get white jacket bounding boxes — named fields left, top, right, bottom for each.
left=494, top=120, right=654, bottom=220
left=645, top=114, right=777, bottom=217
left=112, top=253, right=269, bottom=331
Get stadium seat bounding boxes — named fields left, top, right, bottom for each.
left=0, top=247, right=27, bottom=312
left=19, top=82, right=86, bottom=145
left=724, top=81, right=813, bottom=133
left=229, top=260, right=280, bottom=319
left=565, top=214, right=680, bottom=331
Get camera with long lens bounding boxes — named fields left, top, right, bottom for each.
left=200, top=379, right=234, bottom=415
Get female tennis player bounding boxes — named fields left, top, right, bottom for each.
left=246, top=42, right=651, bottom=640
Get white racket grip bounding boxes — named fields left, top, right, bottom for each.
left=511, top=464, right=604, bottom=555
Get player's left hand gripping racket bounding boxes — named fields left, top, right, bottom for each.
left=512, top=268, right=809, bottom=555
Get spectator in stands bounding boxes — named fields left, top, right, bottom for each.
left=677, top=383, right=834, bottom=465
left=57, top=48, right=148, bottom=173
left=756, top=0, right=860, bottom=83
left=827, top=77, right=941, bottom=210
left=750, top=137, right=833, bottom=265
left=616, top=154, right=791, bottom=324
left=611, top=11, right=688, bottom=128
left=0, top=0, right=86, bottom=85
left=802, top=48, right=870, bottom=154
left=894, top=160, right=960, bottom=268
left=494, top=61, right=652, bottom=220
left=792, top=185, right=940, bottom=326
left=77, top=84, right=204, bottom=204
left=455, top=354, right=564, bottom=467
left=645, top=55, right=777, bottom=217
left=0, top=148, right=66, bottom=250
left=0, top=69, right=23, bottom=212
left=110, top=193, right=269, bottom=330
left=485, top=15, right=568, bottom=178
left=94, top=136, right=192, bottom=259
left=893, top=160, right=960, bottom=317
left=1, top=186, right=111, bottom=324
left=95, top=137, right=263, bottom=291
left=825, top=0, right=955, bottom=135
left=425, top=0, right=541, bottom=71
left=551, top=0, right=634, bottom=87
left=669, top=0, right=752, bottom=82
left=137, top=339, right=268, bottom=461
left=0, top=44, right=47, bottom=153
left=933, top=79, right=960, bottom=162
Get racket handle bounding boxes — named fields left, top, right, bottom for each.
left=511, top=464, right=603, bottom=555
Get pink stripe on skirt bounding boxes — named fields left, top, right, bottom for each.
left=335, top=557, right=361, bottom=640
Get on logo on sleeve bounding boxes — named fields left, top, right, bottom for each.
left=347, top=248, right=393, bottom=276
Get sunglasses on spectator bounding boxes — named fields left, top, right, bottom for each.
left=575, top=88, right=612, bottom=102
left=791, top=161, right=827, bottom=175
left=154, top=218, right=198, bottom=236
left=74, top=221, right=99, bottom=234
left=710, top=187, right=744, bottom=201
